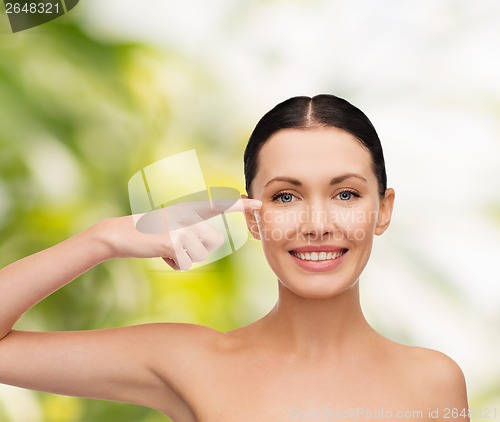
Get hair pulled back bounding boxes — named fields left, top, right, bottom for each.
left=243, top=94, right=387, bottom=197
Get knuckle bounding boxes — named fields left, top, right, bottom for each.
left=214, top=231, right=225, bottom=246
left=180, top=260, right=192, bottom=271
left=195, top=249, right=209, bottom=262
left=160, top=242, right=174, bottom=258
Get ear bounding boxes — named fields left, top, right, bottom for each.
left=241, top=194, right=261, bottom=240
left=375, top=188, right=395, bottom=236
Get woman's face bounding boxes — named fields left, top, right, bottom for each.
left=245, top=127, right=394, bottom=299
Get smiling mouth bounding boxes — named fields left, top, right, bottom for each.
left=289, top=249, right=347, bottom=261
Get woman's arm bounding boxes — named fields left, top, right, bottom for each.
left=0, top=224, right=109, bottom=341
left=0, top=217, right=189, bottom=413
left=0, top=199, right=261, bottom=414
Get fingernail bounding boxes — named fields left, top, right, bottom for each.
left=250, top=200, right=262, bottom=208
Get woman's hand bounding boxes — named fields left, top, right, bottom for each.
left=95, top=198, right=262, bottom=271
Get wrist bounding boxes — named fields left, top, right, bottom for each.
left=81, top=219, right=117, bottom=262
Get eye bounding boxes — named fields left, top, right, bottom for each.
left=272, top=191, right=297, bottom=204
left=337, top=190, right=359, bottom=201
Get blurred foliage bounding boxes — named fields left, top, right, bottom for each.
left=0, top=9, right=252, bottom=422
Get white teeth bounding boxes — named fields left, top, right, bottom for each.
left=293, top=250, right=345, bottom=261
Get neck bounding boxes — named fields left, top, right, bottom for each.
left=261, top=280, right=376, bottom=359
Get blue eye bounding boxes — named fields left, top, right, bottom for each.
left=279, top=193, right=294, bottom=203
left=272, top=192, right=296, bottom=203
left=338, top=190, right=358, bottom=201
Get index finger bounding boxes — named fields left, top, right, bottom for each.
left=183, top=187, right=261, bottom=219
left=219, top=198, right=262, bottom=214
left=191, top=197, right=261, bottom=220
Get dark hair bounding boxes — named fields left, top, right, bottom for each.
left=244, top=94, right=387, bottom=197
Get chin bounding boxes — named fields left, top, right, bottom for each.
left=277, top=273, right=360, bottom=300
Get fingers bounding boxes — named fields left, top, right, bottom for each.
left=131, top=190, right=263, bottom=271
left=162, top=256, right=179, bottom=271
left=171, top=246, right=192, bottom=271
left=184, top=231, right=211, bottom=262
left=192, top=220, right=225, bottom=253
left=135, top=196, right=262, bottom=234
left=167, top=221, right=224, bottom=271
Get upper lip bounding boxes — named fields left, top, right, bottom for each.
left=289, top=245, right=348, bottom=253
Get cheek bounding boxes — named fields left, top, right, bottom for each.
left=259, top=206, right=301, bottom=243
left=334, top=206, right=378, bottom=242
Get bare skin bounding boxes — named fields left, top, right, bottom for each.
left=0, top=127, right=469, bottom=421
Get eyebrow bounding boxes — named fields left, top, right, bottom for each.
left=263, top=173, right=368, bottom=188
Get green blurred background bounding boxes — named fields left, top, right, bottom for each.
left=1, top=1, right=499, bottom=421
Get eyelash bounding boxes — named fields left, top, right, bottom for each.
left=271, top=189, right=360, bottom=203
left=337, top=189, right=361, bottom=201
left=271, top=190, right=296, bottom=203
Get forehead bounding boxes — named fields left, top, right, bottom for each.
left=256, top=127, right=373, bottom=183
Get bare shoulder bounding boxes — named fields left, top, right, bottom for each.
left=401, top=345, right=466, bottom=390
left=130, top=322, right=228, bottom=418
left=384, top=340, right=469, bottom=417
left=142, top=321, right=226, bottom=358
left=378, top=337, right=465, bottom=382
left=144, top=322, right=233, bottom=373
left=414, top=347, right=469, bottom=419
left=145, top=321, right=223, bottom=340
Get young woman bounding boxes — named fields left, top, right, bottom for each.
left=0, top=94, right=469, bottom=421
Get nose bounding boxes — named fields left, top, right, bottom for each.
left=299, top=200, right=337, bottom=240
